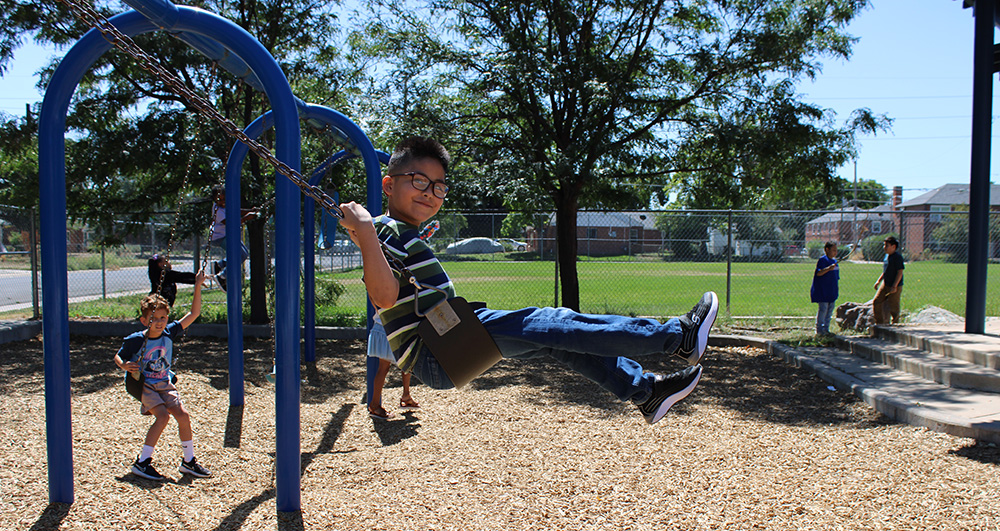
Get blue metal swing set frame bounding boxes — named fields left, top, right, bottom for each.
left=39, top=0, right=384, bottom=512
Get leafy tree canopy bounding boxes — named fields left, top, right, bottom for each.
left=0, top=0, right=355, bottom=242
left=353, top=0, right=883, bottom=308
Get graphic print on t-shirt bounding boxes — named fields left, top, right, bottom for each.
left=139, top=337, right=171, bottom=382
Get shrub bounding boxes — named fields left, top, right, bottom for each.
left=806, top=240, right=825, bottom=259
left=312, top=276, right=346, bottom=307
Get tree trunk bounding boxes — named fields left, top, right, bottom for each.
left=247, top=156, right=270, bottom=325
left=554, top=193, right=580, bottom=311
left=247, top=215, right=269, bottom=324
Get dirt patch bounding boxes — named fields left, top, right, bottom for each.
left=2, top=335, right=999, bottom=530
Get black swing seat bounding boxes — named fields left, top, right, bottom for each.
left=125, top=371, right=145, bottom=400
left=416, top=297, right=501, bottom=388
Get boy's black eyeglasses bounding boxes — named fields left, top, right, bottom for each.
left=389, top=171, right=449, bottom=199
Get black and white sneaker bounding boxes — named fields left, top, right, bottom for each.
left=637, top=365, right=703, bottom=425
left=212, top=262, right=228, bottom=292
left=179, top=457, right=212, bottom=478
left=131, top=456, right=165, bottom=481
left=677, top=291, right=719, bottom=365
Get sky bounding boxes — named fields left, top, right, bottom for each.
left=0, top=1, right=996, bottom=204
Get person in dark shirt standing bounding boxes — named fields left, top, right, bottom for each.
left=872, top=236, right=904, bottom=326
left=148, top=254, right=197, bottom=307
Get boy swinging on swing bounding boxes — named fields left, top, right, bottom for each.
left=338, top=137, right=718, bottom=424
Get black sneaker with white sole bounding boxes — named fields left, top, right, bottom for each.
left=179, top=457, right=212, bottom=478
left=677, top=291, right=719, bottom=366
left=213, top=262, right=227, bottom=292
left=637, top=365, right=703, bottom=425
left=131, top=456, right=165, bottom=481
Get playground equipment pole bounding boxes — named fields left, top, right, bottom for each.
left=40, top=6, right=302, bottom=508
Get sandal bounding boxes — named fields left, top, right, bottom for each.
left=368, top=405, right=394, bottom=420
left=399, top=397, right=421, bottom=412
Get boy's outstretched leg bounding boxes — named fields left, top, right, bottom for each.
left=676, top=292, right=719, bottom=366
left=637, top=364, right=702, bottom=425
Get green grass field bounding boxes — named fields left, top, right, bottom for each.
left=3, top=259, right=992, bottom=328
left=324, top=259, right=997, bottom=320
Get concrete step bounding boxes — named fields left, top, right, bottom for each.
left=833, top=335, right=1000, bottom=393
left=760, top=338, right=1000, bottom=444
left=873, top=325, right=1000, bottom=370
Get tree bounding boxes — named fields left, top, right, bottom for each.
left=656, top=211, right=708, bottom=262
left=670, top=87, right=890, bottom=210
left=932, top=206, right=1000, bottom=263
left=0, top=112, right=37, bottom=209
left=733, top=212, right=787, bottom=261
left=359, top=0, right=879, bottom=310
left=846, top=178, right=890, bottom=209
left=0, top=0, right=355, bottom=323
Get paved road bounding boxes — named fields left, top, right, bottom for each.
left=0, top=253, right=361, bottom=312
left=0, top=262, right=163, bottom=310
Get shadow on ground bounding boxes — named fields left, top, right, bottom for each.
left=2, top=336, right=900, bottom=433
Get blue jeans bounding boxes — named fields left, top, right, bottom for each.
left=213, top=236, right=249, bottom=279
left=408, top=306, right=683, bottom=403
left=816, top=301, right=835, bottom=335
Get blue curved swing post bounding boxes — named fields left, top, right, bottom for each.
left=39, top=2, right=303, bottom=510
left=301, top=148, right=389, bottom=404
left=305, top=148, right=389, bottom=365
left=222, top=103, right=383, bottom=368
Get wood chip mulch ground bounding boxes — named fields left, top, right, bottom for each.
left=2, top=334, right=999, bottom=530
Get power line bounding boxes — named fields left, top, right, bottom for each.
left=810, top=94, right=1000, bottom=101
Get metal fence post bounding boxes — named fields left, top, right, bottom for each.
left=30, top=208, right=40, bottom=319
left=101, top=247, right=107, bottom=299
left=726, top=210, right=732, bottom=316
left=554, top=232, right=560, bottom=307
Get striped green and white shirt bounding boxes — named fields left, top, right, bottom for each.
left=374, top=215, right=455, bottom=372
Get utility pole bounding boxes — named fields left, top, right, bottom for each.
left=853, top=160, right=858, bottom=254
left=965, top=0, right=993, bottom=334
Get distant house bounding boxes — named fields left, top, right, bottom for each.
left=525, top=211, right=661, bottom=257
left=805, top=187, right=903, bottom=247
left=895, top=183, right=1000, bottom=256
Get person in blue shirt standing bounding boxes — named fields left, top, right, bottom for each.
left=811, top=241, right=839, bottom=336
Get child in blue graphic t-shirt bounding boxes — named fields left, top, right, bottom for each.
left=114, top=270, right=212, bottom=481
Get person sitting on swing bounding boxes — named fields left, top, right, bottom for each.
left=338, top=137, right=718, bottom=425
left=209, top=185, right=258, bottom=292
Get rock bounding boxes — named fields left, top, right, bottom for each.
left=908, top=306, right=964, bottom=324
left=836, top=301, right=874, bottom=332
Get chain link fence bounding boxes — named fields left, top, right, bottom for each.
left=3, top=205, right=997, bottom=324
left=375, top=208, right=1000, bottom=322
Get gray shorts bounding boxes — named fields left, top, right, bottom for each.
left=140, top=379, right=182, bottom=415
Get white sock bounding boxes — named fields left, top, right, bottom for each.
left=139, top=445, right=155, bottom=461
left=181, top=440, right=195, bottom=462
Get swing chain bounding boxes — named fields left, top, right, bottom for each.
left=201, top=201, right=219, bottom=274
left=156, top=119, right=203, bottom=297
left=57, top=0, right=346, bottom=220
